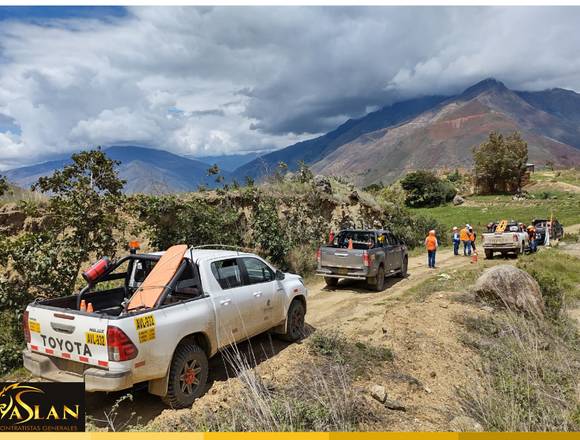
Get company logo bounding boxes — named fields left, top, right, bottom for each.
left=0, top=382, right=85, bottom=432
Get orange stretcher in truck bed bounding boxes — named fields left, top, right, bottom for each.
left=127, top=244, right=188, bottom=311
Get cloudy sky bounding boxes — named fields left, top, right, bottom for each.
left=1, top=6, right=580, bottom=169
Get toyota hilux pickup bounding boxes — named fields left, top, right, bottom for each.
left=482, top=220, right=529, bottom=259
left=315, top=229, right=408, bottom=291
left=22, top=245, right=307, bottom=408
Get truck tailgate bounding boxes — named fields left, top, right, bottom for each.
left=27, top=305, right=111, bottom=369
left=320, top=247, right=366, bottom=270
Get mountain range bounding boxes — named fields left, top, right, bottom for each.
left=4, top=78, right=580, bottom=192
left=4, top=146, right=230, bottom=194
left=235, top=78, right=580, bottom=186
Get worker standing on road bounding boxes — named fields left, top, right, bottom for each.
left=527, top=225, right=537, bottom=253
left=469, top=226, right=477, bottom=252
left=425, top=230, right=438, bottom=269
left=460, top=224, right=472, bottom=256
left=452, top=227, right=460, bottom=256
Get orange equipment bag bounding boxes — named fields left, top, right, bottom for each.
left=127, top=244, right=188, bottom=311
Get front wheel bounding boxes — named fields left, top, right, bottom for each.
left=485, top=249, right=493, bottom=259
left=397, top=257, right=408, bottom=278
left=280, top=299, right=306, bottom=342
left=163, top=344, right=208, bottom=409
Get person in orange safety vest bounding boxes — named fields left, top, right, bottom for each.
left=425, top=230, right=438, bottom=269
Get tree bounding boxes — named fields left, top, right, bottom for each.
left=295, top=160, right=313, bottom=183
left=473, top=131, right=528, bottom=194
left=207, top=163, right=224, bottom=186
left=31, top=148, right=126, bottom=292
left=0, top=175, right=8, bottom=197
left=400, top=170, right=456, bottom=208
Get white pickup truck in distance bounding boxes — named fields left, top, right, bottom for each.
left=482, top=220, right=529, bottom=259
left=22, top=245, right=307, bottom=408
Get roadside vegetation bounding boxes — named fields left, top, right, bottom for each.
left=146, top=331, right=391, bottom=431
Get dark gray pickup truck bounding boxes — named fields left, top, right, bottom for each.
left=316, top=229, right=408, bottom=291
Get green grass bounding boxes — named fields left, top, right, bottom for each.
left=517, top=248, right=580, bottom=305
left=410, top=192, right=580, bottom=236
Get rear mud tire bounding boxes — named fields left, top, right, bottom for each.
left=324, top=277, right=338, bottom=288
left=162, top=344, right=208, bottom=409
left=371, top=266, right=385, bottom=292
left=485, top=250, right=493, bottom=260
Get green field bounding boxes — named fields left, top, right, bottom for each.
left=411, top=171, right=580, bottom=235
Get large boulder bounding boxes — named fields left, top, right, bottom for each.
left=453, top=195, right=465, bottom=206
left=472, top=265, right=544, bottom=318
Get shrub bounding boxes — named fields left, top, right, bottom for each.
left=287, top=244, right=318, bottom=276
left=133, top=195, right=243, bottom=250
left=400, top=170, right=457, bottom=208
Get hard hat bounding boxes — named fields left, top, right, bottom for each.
left=453, top=226, right=458, bottom=230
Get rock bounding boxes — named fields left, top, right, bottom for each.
left=449, top=415, right=483, bottom=432
left=370, top=384, right=387, bottom=403
left=349, top=190, right=360, bottom=203
left=313, top=175, right=332, bottom=194
left=472, top=265, right=545, bottom=318
left=439, top=303, right=449, bottom=309
left=453, top=195, right=465, bottom=206
left=384, top=399, right=406, bottom=411
left=430, top=371, right=437, bottom=378
left=0, top=203, right=26, bottom=234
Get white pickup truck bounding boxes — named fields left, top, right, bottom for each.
left=482, top=220, right=529, bottom=259
left=22, top=246, right=307, bottom=408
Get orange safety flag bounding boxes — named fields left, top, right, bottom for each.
left=128, top=244, right=188, bottom=311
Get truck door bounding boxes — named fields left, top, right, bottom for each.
left=210, top=258, right=255, bottom=345
left=385, top=233, right=402, bottom=273
left=239, top=257, right=277, bottom=334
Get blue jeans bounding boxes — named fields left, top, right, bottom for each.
left=453, top=240, right=460, bottom=255
left=428, top=250, right=436, bottom=268
left=463, top=240, right=472, bottom=256
left=530, top=239, right=537, bottom=252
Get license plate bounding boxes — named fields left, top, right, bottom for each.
left=85, top=331, right=106, bottom=346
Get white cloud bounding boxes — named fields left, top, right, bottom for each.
left=1, top=6, right=580, bottom=169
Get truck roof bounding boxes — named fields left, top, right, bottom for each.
left=338, top=229, right=391, bottom=234
left=145, top=248, right=252, bottom=262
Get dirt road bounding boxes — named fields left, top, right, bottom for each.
left=85, top=247, right=481, bottom=430
left=306, top=248, right=473, bottom=328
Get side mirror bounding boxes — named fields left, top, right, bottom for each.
left=275, top=270, right=285, bottom=281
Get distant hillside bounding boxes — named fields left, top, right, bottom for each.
left=234, top=78, right=580, bottom=186
left=194, top=152, right=262, bottom=172
left=232, top=95, right=448, bottom=181
left=4, top=146, right=229, bottom=194
left=313, top=79, right=580, bottom=185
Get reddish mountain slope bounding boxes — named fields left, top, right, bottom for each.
left=312, top=80, right=580, bottom=185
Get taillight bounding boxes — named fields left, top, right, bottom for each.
left=363, top=251, right=370, bottom=267
left=316, top=248, right=321, bottom=264
left=513, top=234, right=519, bottom=242
left=107, top=326, right=138, bottom=361
left=23, top=310, right=30, bottom=343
